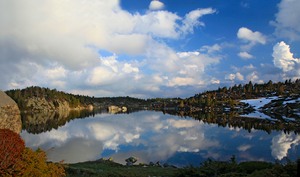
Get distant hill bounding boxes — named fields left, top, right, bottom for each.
left=6, top=86, right=83, bottom=112
left=183, top=79, right=300, bottom=109
left=5, top=86, right=151, bottom=112
left=5, top=79, right=300, bottom=113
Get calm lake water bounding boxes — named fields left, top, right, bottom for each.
left=20, top=111, right=300, bottom=166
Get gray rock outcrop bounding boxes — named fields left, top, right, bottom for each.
left=0, top=90, right=22, bottom=133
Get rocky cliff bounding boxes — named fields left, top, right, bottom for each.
left=0, top=91, right=22, bottom=133
left=25, top=97, right=70, bottom=113
left=23, top=97, right=94, bottom=113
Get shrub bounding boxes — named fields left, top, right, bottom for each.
left=14, top=148, right=65, bottom=177
left=238, top=161, right=273, bottom=174
left=0, top=129, right=65, bottom=177
left=0, top=129, right=25, bottom=175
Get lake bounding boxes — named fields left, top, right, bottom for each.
left=20, top=110, right=300, bottom=166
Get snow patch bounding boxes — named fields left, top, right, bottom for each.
left=239, top=97, right=278, bottom=120
left=240, top=97, right=278, bottom=109
left=283, top=97, right=300, bottom=104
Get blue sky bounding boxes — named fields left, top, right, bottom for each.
left=1, top=0, right=300, bottom=98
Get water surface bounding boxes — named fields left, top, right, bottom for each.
left=21, top=111, right=300, bottom=166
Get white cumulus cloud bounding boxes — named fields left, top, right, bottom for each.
left=149, top=0, right=165, bottom=10
left=246, top=71, right=263, bottom=83
left=238, top=52, right=253, bottom=59
left=145, top=42, right=222, bottom=89
left=225, top=74, right=236, bottom=81
left=272, top=0, right=300, bottom=40
left=133, top=11, right=180, bottom=39
left=237, top=27, right=267, bottom=52
left=235, top=72, right=244, bottom=81
left=237, top=27, right=266, bottom=45
left=211, top=79, right=220, bottom=84
left=237, top=144, right=252, bottom=152
left=181, top=8, right=216, bottom=35
left=272, top=41, right=300, bottom=78
left=0, top=0, right=217, bottom=98
left=225, top=72, right=244, bottom=81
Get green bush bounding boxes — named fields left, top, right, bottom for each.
left=238, top=161, right=273, bottom=174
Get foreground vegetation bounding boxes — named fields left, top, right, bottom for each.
left=65, top=159, right=177, bottom=177
left=65, top=157, right=298, bottom=177
left=0, top=129, right=65, bottom=176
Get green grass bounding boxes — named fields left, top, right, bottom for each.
left=65, top=159, right=178, bottom=177
left=64, top=158, right=298, bottom=177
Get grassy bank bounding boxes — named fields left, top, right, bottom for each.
left=64, top=158, right=298, bottom=177
left=64, top=159, right=178, bottom=177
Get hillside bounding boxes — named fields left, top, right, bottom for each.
left=161, top=79, right=300, bottom=117
left=5, top=79, right=300, bottom=115
left=186, top=79, right=300, bottom=107
left=5, top=86, right=151, bottom=113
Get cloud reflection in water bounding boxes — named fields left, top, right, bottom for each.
left=271, top=132, right=300, bottom=160
left=21, top=111, right=300, bottom=165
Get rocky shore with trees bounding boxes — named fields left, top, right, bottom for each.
left=0, top=91, right=66, bottom=176
left=1, top=79, right=300, bottom=176
left=2, top=79, right=300, bottom=135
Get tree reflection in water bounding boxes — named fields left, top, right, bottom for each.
left=162, top=110, right=300, bottom=134
left=20, top=110, right=300, bottom=166
left=21, top=109, right=99, bottom=134
left=22, top=108, right=300, bottom=135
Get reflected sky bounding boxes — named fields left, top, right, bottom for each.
left=21, top=111, right=300, bottom=166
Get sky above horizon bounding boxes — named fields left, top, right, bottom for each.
left=1, top=0, right=300, bottom=98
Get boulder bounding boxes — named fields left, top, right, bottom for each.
left=0, top=91, right=22, bottom=133
left=87, top=104, right=94, bottom=111
left=121, top=106, right=127, bottom=112
left=108, top=105, right=127, bottom=114
left=108, top=105, right=122, bottom=114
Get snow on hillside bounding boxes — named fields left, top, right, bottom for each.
left=283, top=97, right=300, bottom=104
left=240, top=97, right=278, bottom=109
left=239, top=97, right=278, bottom=120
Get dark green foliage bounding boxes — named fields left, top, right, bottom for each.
left=174, top=158, right=297, bottom=177
left=237, top=161, right=273, bottom=174
left=176, top=166, right=203, bottom=177
left=65, top=159, right=178, bottom=177
left=125, top=156, right=138, bottom=165
left=198, top=158, right=238, bottom=176
left=65, top=157, right=298, bottom=177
